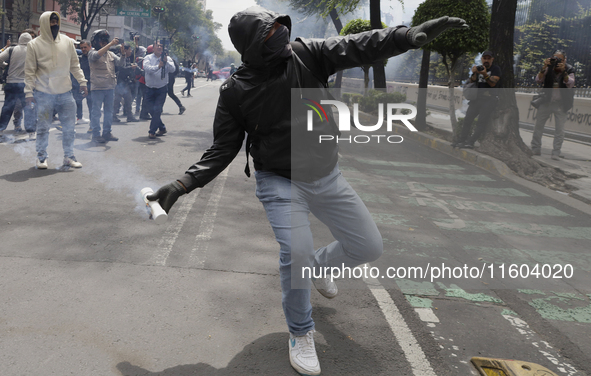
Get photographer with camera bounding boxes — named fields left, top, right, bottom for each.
left=454, top=50, right=501, bottom=149
left=88, top=30, right=126, bottom=143
left=113, top=44, right=140, bottom=123
left=142, top=40, right=175, bottom=139
left=530, top=50, right=575, bottom=160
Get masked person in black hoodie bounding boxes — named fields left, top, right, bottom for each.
left=147, top=7, right=467, bottom=375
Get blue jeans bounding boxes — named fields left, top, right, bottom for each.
left=0, top=83, right=35, bottom=132
left=144, top=86, right=168, bottom=134
left=35, top=91, right=76, bottom=161
left=255, top=165, right=383, bottom=335
left=90, top=89, right=114, bottom=138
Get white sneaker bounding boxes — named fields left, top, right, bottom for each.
left=78, top=118, right=90, bottom=124
left=289, top=331, right=321, bottom=376
left=63, top=156, right=82, bottom=168
left=312, top=276, right=338, bottom=299
left=36, top=158, right=48, bottom=169
left=28, top=132, right=36, bottom=141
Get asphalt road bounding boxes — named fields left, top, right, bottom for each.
left=0, top=78, right=590, bottom=376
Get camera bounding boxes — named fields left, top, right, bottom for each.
left=476, top=65, right=486, bottom=72
left=549, top=56, right=562, bottom=68
left=159, top=38, right=170, bottom=60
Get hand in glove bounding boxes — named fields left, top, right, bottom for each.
left=407, top=16, right=469, bottom=47
left=146, top=181, right=186, bottom=214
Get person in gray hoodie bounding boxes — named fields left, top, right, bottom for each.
left=25, top=11, right=87, bottom=169
left=0, top=31, right=35, bottom=142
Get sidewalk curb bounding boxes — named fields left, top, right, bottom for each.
left=390, top=123, right=591, bottom=216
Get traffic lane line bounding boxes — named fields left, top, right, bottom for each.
left=362, top=267, right=438, bottom=376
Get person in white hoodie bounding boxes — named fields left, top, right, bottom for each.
left=24, top=11, right=88, bottom=169
left=0, top=31, right=35, bottom=142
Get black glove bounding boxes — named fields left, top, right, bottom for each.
left=407, top=16, right=469, bottom=47
left=146, top=181, right=186, bottom=214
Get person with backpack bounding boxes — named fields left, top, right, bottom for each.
left=146, top=7, right=467, bottom=375
left=0, top=32, right=35, bottom=142
left=166, top=57, right=186, bottom=115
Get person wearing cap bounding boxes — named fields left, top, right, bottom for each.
left=454, top=50, right=501, bottom=149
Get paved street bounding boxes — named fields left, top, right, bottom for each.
left=1, top=79, right=590, bottom=375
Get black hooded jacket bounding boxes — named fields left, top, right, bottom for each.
left=542, top=63, right=576, bottom=112
left=178, top=6, right=414, bottom=191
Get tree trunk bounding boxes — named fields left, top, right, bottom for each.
left=415, top=48, right=430, bottom=131
left=370, top=0, right=387, bottom=89
left=329, top=9, right=344, bottom=89
left=479, top=0, right=571, bottom=190
left=448, top=66, right=457, bottom=134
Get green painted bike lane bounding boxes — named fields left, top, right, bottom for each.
left=336, top=137, right=591, bottom=375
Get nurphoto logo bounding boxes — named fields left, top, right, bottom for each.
left=303, top=98, right=418, bottom=144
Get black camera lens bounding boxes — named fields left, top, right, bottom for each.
left=477, top=65, right=485, bottom=71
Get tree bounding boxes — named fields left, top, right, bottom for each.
left=216, top=50, right=241, bottom=68
left=479, top=0, right=571, bottom=189
left=287, top=0, right=346, bottom=87
left=515, top=17, right=570, bottom=83
left=167, top=6, right=223, bottom=63
left=57, top=0, right=146, bottom=39
left=340, top=19, right=387, bottom=91
left=412, top=0, right=489, bottom=137
left=299, top=0, right=403, bottom=89
left=369, top=0, right=386, bottom=88
left=414, top=48, right=431, bottom=131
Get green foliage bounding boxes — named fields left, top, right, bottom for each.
left=411, top=0, right=489, bottom=66
left=340, top=19, right=388, bottom=69
left=155, top=0, right=222, bottom=61
left=355, top=89, right=407, bottom=114
left=56, top=0, right=147, bottom=38
left=287, top=0, right=331, bottom=17
left=342, top=93, right=363, bottom=104
left=340, top=18, right=386, bottom=35
left=216, top=51, right=241, bottom=68
left=515, top=17, right=569, bottom=78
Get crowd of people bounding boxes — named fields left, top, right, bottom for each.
left=0, top=10, right=207, bottom=168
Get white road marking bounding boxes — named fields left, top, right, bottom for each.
left=363, top=267, right=437, bottom=376
left=415, top=308, right=440, bottom=323
left=148, top=190, right=200, bottom=266
left=190, top=167, right=229, bottom=266
left=502, top=314, right=578, bottom=375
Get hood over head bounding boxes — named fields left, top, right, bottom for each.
left=228, top=6, right=291, bottom=68
left=39, top=11, right=61, bottom=42
left=18, top=32, right=32, bottom=46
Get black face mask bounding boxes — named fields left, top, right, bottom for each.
left=262, top=25, right=292, bottom=66
left=50, top=24, right=59, bottom=39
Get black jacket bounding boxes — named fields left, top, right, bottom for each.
left=542, top=63, right=576, bottom=112
left=178, top=6, right=414, bottom=191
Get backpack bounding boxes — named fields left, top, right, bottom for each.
left=1, top=47, right=15, bottom=84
